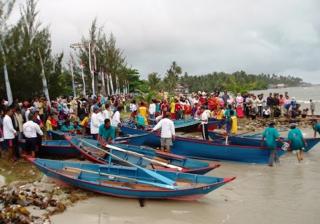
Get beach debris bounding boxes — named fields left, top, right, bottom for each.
left=0, top=176, right=93, bottom=223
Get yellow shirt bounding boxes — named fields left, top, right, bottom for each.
left=80, top=117, right=89, bottom=127
left=46, top=119, right=53, bottom=131
left=216, top=110, right=224, bottom=120
left=231, top=116, right=238, bottom=134
left=170, top=102, right=175, bottom=113
left=139, top=106, right=147, bottom=118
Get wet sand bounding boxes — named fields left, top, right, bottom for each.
left=52, top=129, right=320, bottom=224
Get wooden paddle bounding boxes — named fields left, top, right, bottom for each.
left=78, top=138, right=178, bottom=189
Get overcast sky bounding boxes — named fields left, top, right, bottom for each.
left=14, top=0, right=320, bottom=82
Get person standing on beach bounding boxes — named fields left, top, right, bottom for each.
left=200, top=106, right=210, bottom=140
left=310, top=99, right=315, bottom=116
left=151, top=112, right=175, bottom=152
left=262, top=121, right=281, bottom=166
left=23, top=114, right=43, bottom=157
left=90, top=106, right=101, bottom=140
left=2, top=107, right=17, bottom=160
left=287, top=123, right=306, bottom=162
left=312, top=119, right=320, bottom=138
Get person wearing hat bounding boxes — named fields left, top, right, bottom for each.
left=261, top=121, right=281, bottom=166
left=287, top=123, right=306, bottom=162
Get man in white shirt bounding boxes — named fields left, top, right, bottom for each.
left=151, top=112, right=175, bottom=152
left=200, top=107, right=210, bottom=140
left=149, top=99, right=156, bottom=122
left=111, top=106, right=123, bottom=128
left=102, top=104, right=113, bottom=120
left=23, top=114, right=43, bottom=157
left=90, top=106, right=101, bottom=139
left=3, top=108, right=17, bottom=160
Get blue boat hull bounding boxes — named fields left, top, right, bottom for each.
left=67, top=136, right=219, bottom=174
left=121, top=126, right=286, bottom=164
left=208, top=132, right=320, bottom=152
left=19, top=139, right=80, bottom=158
left=30, top=158, right=235, bottom=200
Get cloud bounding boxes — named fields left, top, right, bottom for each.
left=25, top=0, right=320, bottom=82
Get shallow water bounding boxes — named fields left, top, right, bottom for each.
left=251, top=86, right=320, bottom=114
left=52, top=128, right=320, bottom=224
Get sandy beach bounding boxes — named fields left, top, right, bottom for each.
left=51, top=129, right=320, bottom=224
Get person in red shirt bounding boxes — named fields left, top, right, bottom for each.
left=199, top=92, right=207, bottom=105
left=175, top=99, right=183, bottom=120
left=160, top=100, right=169, bottom=118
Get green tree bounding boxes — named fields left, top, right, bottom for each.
left=163, top=61, right=182, bottom=93
left=147, top=72, right=161, bottom=90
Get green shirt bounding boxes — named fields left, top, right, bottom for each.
left=224, top=109, right=231, bottom=121
left=60, top=124, right=74, bottom=132
left=99, top=124, right=116, bottom=141
left=136, top=115, right=146, bottom=126
left=288, top=128, right=304, bottom=150
left=262, top=127, right=280, bottom=148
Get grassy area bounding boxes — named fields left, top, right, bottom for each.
left=0, top=158, right=42, bottom=184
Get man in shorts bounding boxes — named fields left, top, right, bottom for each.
left=23, top=114, right=43, bottom=157
left=151, top=112, right=175, bottom=152
left=287, top=123, right=306, bottom=162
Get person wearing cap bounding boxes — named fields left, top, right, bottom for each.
left=151, top=112, right=175, bottom=152
left=287, top=123, right=306, bottom=162
left=261, top=121, right=281, bottom=166
left=312, top=119, right=320, bottom=138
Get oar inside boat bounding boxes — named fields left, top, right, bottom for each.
left=62, top=166, right=181, bottom=189
left=105, top=144, right=183, bottom=171
left=78, top=138, right=178, bottom=189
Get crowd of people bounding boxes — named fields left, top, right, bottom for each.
left=0, top=90, right=319, bottom=163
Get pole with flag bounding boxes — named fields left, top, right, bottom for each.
left=38, top=48, right=51, bottom=106
left=70, top=54, right=76, bottom=98
left=106, top=72, right=110, bottom=95
left=88, top=42, right=95, bottom=96
left=0, top=35, right=13, bottom=105
left=3, top=62, right=13, bottom=105
left=80, top=61, right=86, bottom=96
left=109, top=74, right=114, bottom=95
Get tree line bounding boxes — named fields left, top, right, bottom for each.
left=147, top=66, right=304, bottom=94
